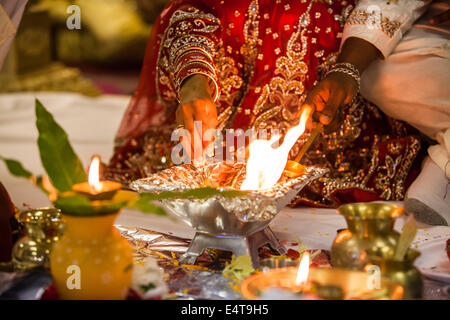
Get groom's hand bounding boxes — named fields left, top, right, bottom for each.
left=302, top=71, right=358, bottom=126
left=301, top=37, right=381, bottom=130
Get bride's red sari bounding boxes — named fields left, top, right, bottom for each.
left=107, top=0, right=424, bottom=208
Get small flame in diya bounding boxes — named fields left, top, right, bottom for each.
left=72, top=155, right=121, bottom=200
left=88, top=155, right=103, bottom=193
left=240, top=106, right=312, bottom=190
left=295, top=251, right=310, bottom=289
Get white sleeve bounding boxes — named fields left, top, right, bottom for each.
left=342, top=0, right=431, bottom=58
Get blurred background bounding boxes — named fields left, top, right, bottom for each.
left=0, top=0, right=170, bottom=96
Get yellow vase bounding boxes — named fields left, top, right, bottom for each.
left=50, top=211, right=133, bottom=300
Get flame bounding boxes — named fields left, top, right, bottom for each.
left=296, top=251, right=310, bottom=287
left=88, top=155, right=103, bottom=193
left=241, top=106, right=312, bottom=190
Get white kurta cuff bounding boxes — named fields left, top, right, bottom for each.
left=341, top=0, right=430, bottom=58
left=342, top=24, right=402, bottom=58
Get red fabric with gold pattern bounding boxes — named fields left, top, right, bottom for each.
left=0, top=182, right=16, bottom=262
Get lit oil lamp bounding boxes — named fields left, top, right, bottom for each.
left=51, top=158, right=134, bottom=300
left=72, top=155, right=121, bottom=200
left=241, top=251, right=404, bottom=300
left=292, top=252, right=311, bottom=292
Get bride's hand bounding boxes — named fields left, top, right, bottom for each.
left=301, top=71, right=358, bottom=127
left=177, top=74, right=218, bottom=157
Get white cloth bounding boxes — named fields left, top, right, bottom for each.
left=406, top=156, right=450, bottom=225
left=0, top=0, right=28, bottom=70
left=429, top=129, right=450, bottom=179
left=359, top=1, right=450, bottom=140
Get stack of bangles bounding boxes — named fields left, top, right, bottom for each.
left=325, top=62, right=361, bottom=92
left=173, top=47, right=220, bottom=103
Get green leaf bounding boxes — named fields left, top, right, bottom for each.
left=0, top=157, right=33, bottom=179
left=35, top=99, right=87, bottom=192
left=140, top=283, right=156, bottom=292
left=130, top=187, right=248, bottom=215
left=129, top=186, right=249, bottom=215
left=0, top=156, right=51, bottom=195
left=141, top=187, right=249, bottom=201
left=132, top=195, right=166, bottom=215
left=54, top=194, right=125, bottom=216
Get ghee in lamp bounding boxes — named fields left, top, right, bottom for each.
left=72, top=155, right=121, bottom=200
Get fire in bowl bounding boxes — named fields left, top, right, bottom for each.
left=130, top=162, right=327, bottom=267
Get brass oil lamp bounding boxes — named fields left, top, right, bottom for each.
left=331, top=202, right=404, bottom=270
left=367, top=249, right=423, bottom=299
left=12, top=207, right=64, bottom=271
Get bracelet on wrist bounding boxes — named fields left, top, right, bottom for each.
left=333, top=62, right=360, bottom=75
left=325, top=63, right=361, bottom=92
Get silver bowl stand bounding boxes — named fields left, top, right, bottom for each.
left=131, top=164, right=327, bottom=268
left=181, top=227, right=286, bottom=268
left=160, top=198, right=287, bottom=268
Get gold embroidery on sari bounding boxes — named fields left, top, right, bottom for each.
left=345, top=9, right=401, bottom=38
left=393, top=137, right=421, bottom=199
left=219, top=0, right=261, bottom=129
left=169, top=7, right=221, bottom=26
left=240, top=0, right=260, bottom=73
left=251, top=3, right=314, bottom=131
left=214, top=41, right=243, bottom=129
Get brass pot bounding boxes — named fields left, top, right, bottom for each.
left=12, top=207, right=65, bottom=271
left=331, top=202, right=403, bottom=270
left=368, top=249, right=423, bottom=299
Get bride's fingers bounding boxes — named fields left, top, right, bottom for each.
left=180, top=135, right=192, bottom=162
left=178, top=105, right=196, bottom=161
left=192, top=123, right=204, bottom=162
left=193, top=99, right=218, bottom=148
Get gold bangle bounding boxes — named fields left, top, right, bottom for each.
left=173, top=47, right=214, bottom=66
left=176, top=69, right=220, bottom=103
left=174, top=59, right=216, bottom=77
left=173, top=46, right=214, bottom=66
left=325, top=67, right=360, bottom=92
left=333, top=62, right=360, bottom=75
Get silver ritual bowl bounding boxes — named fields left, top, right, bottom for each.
left=130, top=162, right=326, bottom=267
